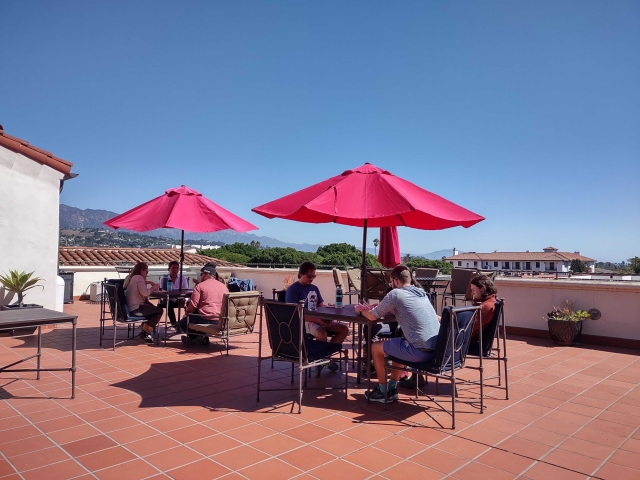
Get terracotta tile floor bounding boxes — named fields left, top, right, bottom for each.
left=1, top=301, right=639, bottom=479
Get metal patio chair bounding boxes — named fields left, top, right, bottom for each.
left=256, top=300, right=349, bottom=413
left=101, top=282, right=157, bottom=350
left=383, top=304, right=481, bottom=429
left=463, top=298, right=508, bottom=400
left=183, top=291, right=262, bottom=355
left=442, top=268, right=477, bottom=309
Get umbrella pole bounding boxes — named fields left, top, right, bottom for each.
left=360, top=220, right=367, bottom=303
left=179, top=230, right=185, bottom=293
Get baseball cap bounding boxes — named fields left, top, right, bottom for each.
left=201, top=262, right=217, bottom=276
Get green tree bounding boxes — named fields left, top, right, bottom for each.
left=628, top=256, right=640, bottom=274
left=316, top=243, right=381, bottom=267
left=200, top=249, right=249, bottom=264
left=405, top=258, right=453, bottom=275
left=373, top=238, right=379, bottom=255
left=570, top=259, right=588, bottom=273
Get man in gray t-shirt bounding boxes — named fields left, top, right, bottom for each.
left=356, top=265, right=440, bottom=403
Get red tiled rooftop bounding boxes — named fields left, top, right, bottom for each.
left=0, top=125, right=73, bottom=175
left=0, top=301, right=638, bottom=479
left=59, top=246, right=240, bottom=268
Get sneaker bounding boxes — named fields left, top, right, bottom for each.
left=327, top=361, right=339, bottom=373
left=365, top=387, right=394, bottom=403
left=387, top=388, right=399, bottom=401
left=139, top=331, right=153, bottom=343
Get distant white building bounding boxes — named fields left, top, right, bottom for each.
left=445, top=247, right=596, bottom=274
left=172, top=244, right=220, bottom=253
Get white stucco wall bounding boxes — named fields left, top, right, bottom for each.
left=494, top=278, right=640, bottom=341
left=0, top=147, right=64, bottom=309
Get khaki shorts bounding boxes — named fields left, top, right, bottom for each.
left=305, top=320, right=342, bottom=339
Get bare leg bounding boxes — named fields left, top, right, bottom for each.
left=326, top=322, right=349, bottom=344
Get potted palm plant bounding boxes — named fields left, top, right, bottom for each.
left=0, top=270, right=44, bottom=336
left=0, top=270, right=44, bottom=309
left=545, top=300, right=592, bottom=345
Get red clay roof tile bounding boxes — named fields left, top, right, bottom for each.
left=59, top=247, right=239, bottom=267
left=0, top=125, right=73, bottom=175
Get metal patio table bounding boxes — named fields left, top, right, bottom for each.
left=150, top=289, right=193, bottom=346
left=305, top=304, right=395, bottom=400
left=416, top=275, right=452, bottom=313
left=0, top=308, right=78, bottom=398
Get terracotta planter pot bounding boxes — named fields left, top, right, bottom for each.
left=547, top=318, right=583, bottom=345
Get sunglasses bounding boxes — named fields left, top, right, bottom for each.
left=306, top=274, right=316, bottom=279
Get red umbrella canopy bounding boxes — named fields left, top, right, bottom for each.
left=252, top=163, right=484, bottom=229
left=104, top=186, right=257, bottom=233
left=378, top=226, right=401, bottom=268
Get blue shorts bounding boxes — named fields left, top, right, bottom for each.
left=383, top=337, right=433, bottom=364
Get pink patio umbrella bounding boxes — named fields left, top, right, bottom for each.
left=377, top=226, right=401, bottom=268
left=252, top=163, right=484, bottom=299
left=104, top=186, right=257, bottom=287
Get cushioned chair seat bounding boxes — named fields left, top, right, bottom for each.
left=189, top=323, right=252, bottom=336
left=386, top=355, right=462, bottom=373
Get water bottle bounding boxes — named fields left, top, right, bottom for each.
left=335, top=285, right=343, bottom=308
left=167, top=279, right=173, bottom=292
left=307, top=291, right=317, bottom=311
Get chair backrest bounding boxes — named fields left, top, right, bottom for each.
left=476, top=270, right=497, bottom=281
left=222, top=291, right=261, bottom=332
left=217, top=272, right=231, bottom=285
left=103, top=282, right=129, bottom=322
left=415, top=268, right=440, bottom=287
left=432, top=305, right=479, bottom=373
left=332, top=269, right=345, bottom=289
left=449, top=268, right=477, bottom=296
left=364, top=269, right=389, bottom=300
left=262, top=300, right=308, bottom=362
left=478, top=299, right=504, bottom=356
left=346, top=268, right=361, bottom=292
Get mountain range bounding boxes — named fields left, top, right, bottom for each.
left=59, top=204, right=456, bottom=258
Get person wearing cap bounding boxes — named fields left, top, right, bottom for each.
left=177, top=262, right=229, bottom=334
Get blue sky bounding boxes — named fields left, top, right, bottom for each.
left=1, top=1, right=638, bottom=262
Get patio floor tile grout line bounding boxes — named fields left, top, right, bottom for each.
left=2, top=400, right=99, bottom=479
left=586, top=424, right=640, bottom=479
left=507, top=352, right=639, bottom=479
left=0, top=448, right=25, bottom=480
left=373, top=347, right=635, bottom=479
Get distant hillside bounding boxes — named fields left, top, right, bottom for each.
left=60, top=204, right=117, bottom=229
left=60, top=204, right=322, bottom=252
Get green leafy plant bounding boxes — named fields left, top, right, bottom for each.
left=546, top=300, right=591, bottom=322
left=0, top=270, right=44, bottom=307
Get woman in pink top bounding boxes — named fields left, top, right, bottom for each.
left=124, top=262, right=163, bottom=343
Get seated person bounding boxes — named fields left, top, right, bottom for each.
left=356, top=265, right=440, bottom=403
left=124, top=262, right=163, bottom=343
left=469, top=275, right=498, bottom=342
left=286, top=262, right=349, bottom=345
left=159, top=261, right=190, bottom=329
left=178, top=262, right=229, bottom=336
